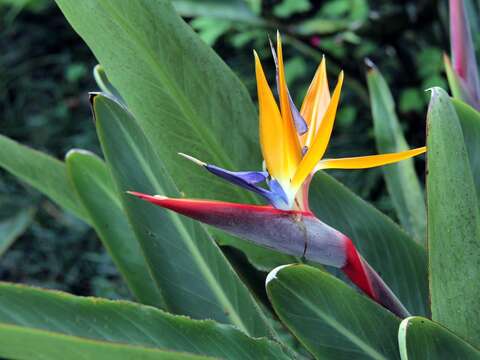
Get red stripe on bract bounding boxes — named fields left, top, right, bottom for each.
left=341, top=238, right=377, bottom=300
left=127, top=191, right=313, bottom=218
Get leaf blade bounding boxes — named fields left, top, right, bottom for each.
left=0, top=282, right=290, bottom=360
left=398, top=316, right=480, bottom=360
left=367, top=68, right=426, bottom=243
left=309, top=172, right=428, bottom=316
left=54, top=0, right=292, bottom=269
left=426, top=87, right=480, bottom=347
left=0, top=134, right=88, bottom=222
left=0, top=207, right=34, bottom=256
left=66, top=149, right=165, bottom=308
left=92, top=94, right=274, bottom=338
left=266, top=264, right=401, bottom=360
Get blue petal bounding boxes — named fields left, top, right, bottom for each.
left=206, top=165, right=268, bottom=186
left=269, top=37, right=308, bottom=135
left=268, top=179, right=289, bottom=206
left=179, top=153, right=290, bottom=209
left=206, top=164, right=290, bottom=209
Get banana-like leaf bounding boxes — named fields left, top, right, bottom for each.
left=266, top=264, right=401, bottom=360
left=0, top=282, right=290, bottom=360
left=0, top=134, right=88, bottom=222
left=309, top=173, right=428, bottom=316
left=453, top=98, right=480, bottom=201
left=367, top=68, right=426, bottom=243
left=398, top=316, right=480, bottom=360
left=0, top=324, right=212, bottom=360
left=92, top=93, right=275, bottom=338
left=426, top=87, right=480, bottom=347
left=54, top=0, right=292, bottom=270
left=66, top=150, right=165, bottom=308
left=0, top=206, right=34, bottom=256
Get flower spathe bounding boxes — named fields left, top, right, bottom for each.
left=178, top=32, right=426, bottom=210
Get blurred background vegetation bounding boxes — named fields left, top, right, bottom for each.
left=0, top=0, right=467, bottom=298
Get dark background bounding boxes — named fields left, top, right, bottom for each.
left=0, top=0, right=463, bottom=299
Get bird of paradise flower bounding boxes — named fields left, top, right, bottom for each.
left=129, top=33, right=426, bottom=318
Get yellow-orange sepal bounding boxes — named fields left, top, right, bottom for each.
left=316, top=147, right=427, bottom=170
left=254, top=51, right=286, bottom=182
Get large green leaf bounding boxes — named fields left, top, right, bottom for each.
left=66, top=149, right=165, bottom=308
left=55, top=0, right=291, bottom=270
left=0, top=324, right=211, bottom=360
left=426, top=87, right=480, bottom=347
left=309, top=173, right=428, bottom=316
left=0, top=206, right=34, bottom=256
left=92, top=94, right=274, bottom=338
left=266, top=264, right=401, bottom=360
left=0, top=282, right=290, bottom=360
left=367, top=68, right=426, bottom=243
left=398, top=316, right=480, bottom=360
left=453, top=98, right=480, bottom=199
left=0, top=134, right=88, bottom=222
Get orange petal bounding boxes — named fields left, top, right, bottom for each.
left=291, top=71, right=344, bottom=189
left=276, top=32, right=301, bottom=179
left=254, top=51, right=285, bottom=181
left=316, top=147, right=427, bottom=170
left=301, top=57, right=331, bottom=147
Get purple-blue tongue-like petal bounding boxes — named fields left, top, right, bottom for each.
left=179, top=153, right=288, bottom=209
left=207, top=165, right=268, bottom=185
left=269, top=37, right=308, bottom=135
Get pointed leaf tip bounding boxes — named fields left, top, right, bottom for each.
left=265, top=264, right=293, bottom=286
left=178, top=153, right=206, bottom=166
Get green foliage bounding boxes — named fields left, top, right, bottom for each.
left=426, top=88, right=480, bottom=347
left=66, top=150, right=165, bottom=308
left=1, top=0, right=480, bottom=359
left=266, top=264, right=401, bottom=359
left=0, top=205, right=34, bottom=256
left=309, top=173, right=428, bottom=316
left=93, top=93, right=274, bottom=337
left=398, top=317, right=480, bottom=360
left=55, top=0, right=294, bottom=270
left=0, top=135, right=89, bottom=222
left=0, top=283, right=290, bottom=360
left=367, top=68, right=426, bottom=243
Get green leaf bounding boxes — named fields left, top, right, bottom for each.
left=0, top=282, right=290, bottom=360
left=426, top=87, right=480, bottom=347
left=92, top=94, right=274, bottom=338
left=367, top=68, right=426, bottom=243
left=172, top=0, right=262, bottom=23
left=266, top=264, right=401, bottom=360
left=273, top=0, right=311, bottom=18
left=55, top=0, right=291, bottom=270
left=453, top=98, right=480, bottom=201
left=0, top=134, right=89, bottom=222
left=309, top=172, right=428, bottom=316
left=294, top=18, right=350, bottom=35
left=65, top=149, right=165, bottom=308
left=398, top=317, right=480, bottom=360
left=0, top=324, right=211, bottom=360
left=0, top=207, right=34, bottom=256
